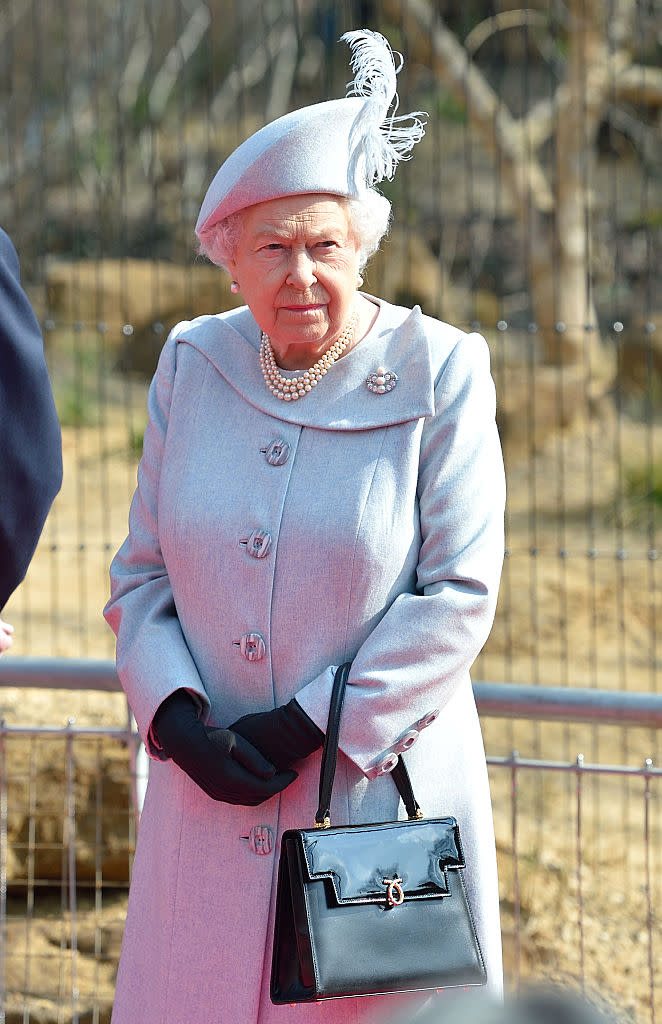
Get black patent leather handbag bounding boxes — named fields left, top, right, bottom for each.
left=270, top=663, right=487, bottom=1004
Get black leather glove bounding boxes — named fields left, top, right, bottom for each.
left=230, top=698, right=324, bottom=771
left=152, top=689, right=297, bottom=805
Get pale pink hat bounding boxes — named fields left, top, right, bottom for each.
left=195, top=30, right=426, bottom=240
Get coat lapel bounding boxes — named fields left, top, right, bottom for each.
left=174, top=297, right=436, bottom=430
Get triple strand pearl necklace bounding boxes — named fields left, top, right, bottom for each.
left=260, top=310, right=359, bottom=402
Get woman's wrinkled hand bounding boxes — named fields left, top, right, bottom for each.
left=152, top=689, right=297, bottom=805
left=0, top=618, right=14, bottom=655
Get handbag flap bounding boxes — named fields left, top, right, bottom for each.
left=296, top=817, right=465, bottom=905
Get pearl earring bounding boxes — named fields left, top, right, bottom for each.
left=357, top=275, right=364, bottom=288
left=230, top=281, right=240, bottom=294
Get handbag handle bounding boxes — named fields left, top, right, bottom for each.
left=314, top=662, right=423, bottom=827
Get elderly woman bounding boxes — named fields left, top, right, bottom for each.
left=104, top=29, right=505, bottom=1024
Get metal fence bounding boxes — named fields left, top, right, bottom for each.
left=0, top=660, right=661, bottom=1024
left=2, top=2, right=662, bottom=1019
left=2, top=1, right=662, bottom=716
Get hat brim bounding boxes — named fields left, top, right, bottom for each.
left=195, top=97, right=366, bottom=237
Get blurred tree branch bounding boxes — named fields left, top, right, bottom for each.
left=383, top=0, right=658, bottom=391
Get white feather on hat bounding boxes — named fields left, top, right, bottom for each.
left=195, top=29, right=426, bottom=241
left=342, top=29, right=426, bottom=186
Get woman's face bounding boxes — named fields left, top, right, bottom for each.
left=227, top=193, right=361, bottom=369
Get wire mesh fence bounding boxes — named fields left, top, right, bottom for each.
left=0, top=685, right=660, bottom=1024
left=2, top=1, right=662, bottom=710
left=2, top=1, right=662, bottom=1019
left=491, top=752, right=662, bottom=1024
left=0, top=722, right=140, bottom=1024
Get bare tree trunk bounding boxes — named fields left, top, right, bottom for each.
left=529, top=0, right=627, bottom=385
left=386, top=0, right=640, bottom=391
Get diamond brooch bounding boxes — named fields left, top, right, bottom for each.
left=366, top=366, right=398, bottom=394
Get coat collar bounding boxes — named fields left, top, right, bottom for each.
left=175, top=296, right=436, bottom=430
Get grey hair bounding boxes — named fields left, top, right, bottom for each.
left=197, top=189, right=392, bottom=275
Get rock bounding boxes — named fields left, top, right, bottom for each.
left=617, top=318, right=662, bottom=396
left=364, top=227, right=456, bottom=319
left=5, top=734, right=135, bottom=886
left=44, top=258, right=232, bottom=377
left=3, top=890, right=125, bottom=1023
left=496, top=362, right=590, bottom=460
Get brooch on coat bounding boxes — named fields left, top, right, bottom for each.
left=366, top=367, right=398, bottom=394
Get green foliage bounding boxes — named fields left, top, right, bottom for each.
left=434, top=91, right=466, bottom=123
left=621, top=458, right=662, bottom=527
left=130, top=85, right=152, bottom=131
left=50, top=331, right=106, bottom=428
left=128, top=424, right=145, bottom=458
left=55, top=383, right=96, bottom=428
left=90, top=130, right=114, bottom=177
left=624, top=209, right=662, bottom=230
left=624, top=463, right=662, bottom=504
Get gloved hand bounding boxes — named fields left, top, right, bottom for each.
left=152, top=689, right=297, bottom=805
left=230, top=698, right=324, bottom=771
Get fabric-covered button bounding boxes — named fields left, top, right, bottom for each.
left=395, top=729, right=419, bottom=753
left=262, top=439, right=290, bottom=466
left=244, top=529, right=272, bottom=559
left=245, top=824, right=274, bottom=855
left=376, top=753, right=399, bottom=775
left=236, top=633, right=266, bottom=661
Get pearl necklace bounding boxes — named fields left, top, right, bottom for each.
left=260, top=311, right=359, bottom=401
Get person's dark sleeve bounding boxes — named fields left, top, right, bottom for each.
left=0, top=228, right=63, bottom=610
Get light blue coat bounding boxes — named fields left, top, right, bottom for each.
left=104, top=296, right=506, bottom=1024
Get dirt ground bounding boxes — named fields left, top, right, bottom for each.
left=1, top=391, right=661, bottom=1023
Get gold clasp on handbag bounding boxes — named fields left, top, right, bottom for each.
left=382, top=877, right=405, bottom=907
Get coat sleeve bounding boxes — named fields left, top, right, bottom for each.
left=0, top=228, right=62, bottom=611
left=103, top=329, right=211, bottom=755
left=295, top=331, right=505, bottom=778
